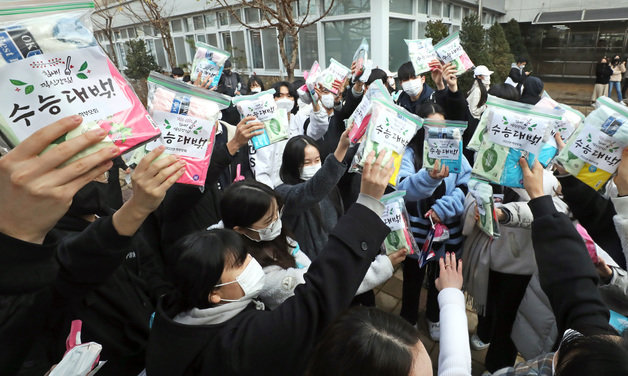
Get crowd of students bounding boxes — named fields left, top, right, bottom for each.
left=1, top=52, right=628, bottom=376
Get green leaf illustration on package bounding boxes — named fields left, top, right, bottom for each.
left=193, top=126, right=203, bottom=135
left=587, top=133, right=592, bottom=142
left=482, top=144, right=499, bottom=171
left=79, top=61, right=88, bottom=72
left=388, top=231, right=401, bottom=248
left=10, top=79, right=34, bottom=95
left=502, top=116, right=509, bottom=125
left=77, top=61, right=89, bottom=79
left=269, top=118, right=281, bottom=135
left=527, top=123, right=537, bottom=132
left=609, top=146, right=619, bottom=153
left=164, top=119, right=171, bottom=129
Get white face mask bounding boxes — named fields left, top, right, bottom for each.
left=387, top=77, right=396, bottom=88
left=481, top=77, right=491, bottom=86
left=215, top=257, right=265, bottom=302
left=300, top=163, right=321, bottom=180
left=401, top=78, right=423, bottom=98
left=250, top=87, right=261, bottom=94
left=276, top=98, right=294, bottom=112
left=320, top=93, right=335, bottom=109
left=246, top=213, right=283, bottom=242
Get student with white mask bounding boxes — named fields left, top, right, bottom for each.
left=395, top=61, right=435, bottom=115
left=467, top=65, right=493, bottom=120
left=145, top=151, right=399, bottom=376
left=218, top=180, right=406, bottom=309
left=274, top=128, right=355, bottom=258
left=245, top=76, right=264, bottom=95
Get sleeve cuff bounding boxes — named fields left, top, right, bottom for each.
left=356, top=193, right=385, bottom=217
left=437, top=287, right=465, bottom=308
left=527, top=195, right=557, bottom=219
left=351, top=87, right=364, bottom=97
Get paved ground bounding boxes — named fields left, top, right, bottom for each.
left=374, top=266, right=490, bottom=375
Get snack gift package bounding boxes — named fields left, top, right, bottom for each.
left=470, top=96, right=562, bottom=187
left=405, top=38, right=439, bottom=75
left=468, top=178, right=500, bottom=238
left=0, top=1, right=160, bottom=164
left=304, top=60, right=321, bottom=100
left=422, top=119, right=467, bottom=174
left=434, top=32, right=474, bottom=75
left=556, top=96, right=628, bottom=190
left=350, top=98, right=423, bottom=187
left=191, top=42, right=230, bottom=89
left=319, top=58, right=351, bottom=94
left=144, top=72, right=231, bottom=186
left=352, top=38, right=369, bottom=81
left=346, top=79, right=392, bottom=144
left=232, top=89, right=289, bottom=149
left=380, top=191, right=419, bottom=255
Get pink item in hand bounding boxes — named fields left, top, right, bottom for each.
left=576, top=224, right=599, bottom=264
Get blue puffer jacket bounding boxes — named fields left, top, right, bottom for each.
left=396, top=147, right=471, bottom=258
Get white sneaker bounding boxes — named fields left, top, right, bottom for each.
left=427, top=319, right=440, bottom=342
left=470, top=333, right=490, bottom=350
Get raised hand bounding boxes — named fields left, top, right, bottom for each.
left=193, top=72, right=213, bottom=90
left=227, top=116, right=264, bottom=155
left=429, top=160, right=450, bottom=180
left=112, top=146, right=185, bottom=236
left=388, top=248, right=408, bottom=267
left=520, top=157, right=545, bottom=199
left=0, top=116, right=117, bottom=244
left=435, top=252, right=463, bottom=291
left=442, top=63, right=458, bottom=93
left=360, top=151, right=395, bottom=200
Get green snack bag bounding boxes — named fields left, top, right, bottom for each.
left=380, top=191, right=419, bottom=255
left=232, top=89, right=289, bottom=149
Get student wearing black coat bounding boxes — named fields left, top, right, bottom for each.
left=145, top=152, right=395, bottom=376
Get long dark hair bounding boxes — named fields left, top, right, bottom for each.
left=271, top=81, right=298, bottom=114
left=246, top=76, right=265, bottom=92
left=405, top=102, right=446, bottom=171
left=555, top=330, right=628, bottom=376
left=221, top=180, right=296, bottom=269
left=279, top=135, right=344, bottom=229
left=474, top=77, right=488, bottom=108
left=171, top=229, right=247, bottom=311
left=306, top=306, right=423, bottom=376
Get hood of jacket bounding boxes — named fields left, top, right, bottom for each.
left=396, top=82, right=435, bottom=115
left=519, top=76, right=544, bottom=105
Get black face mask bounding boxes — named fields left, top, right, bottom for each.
left=224, top=69, right=232, bottom=76
left=66, top=181, right=109, bottom=217
left=613, top=59, right=620, bottom=65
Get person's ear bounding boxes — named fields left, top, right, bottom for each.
left=420, top=75, right=426, bottom=83
left=209, top=291, right=222, bottom=304
left=233, top=225, right=246, bottom=235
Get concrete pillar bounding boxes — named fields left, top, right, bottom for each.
left=371, top=0, right=390, bottom=70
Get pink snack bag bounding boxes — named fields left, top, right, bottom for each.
left=576, top=223, right=599, bottom=264
left=144, top=72, right=231, bottom=186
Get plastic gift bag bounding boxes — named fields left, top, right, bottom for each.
left=49, top=320, right=105, bottom=376
left=556, top=96, right=628, bottom=190
left=351, top=38, right=369, bottom=81
left=380, top=191, right=419, bottom=255
left=232, top=89, right=289, bottom=149
left=536, top=91, right=584, bottom=141
left=346, top=79, right=393, bottom=144
left=469, top=96, right=562, bottom=187
left=190, top=42, right=230, bottom=89
left=0, top=1, right=160, bottom=164
left=304, top=60, right=321, bottom=100
left=319, top=58, right=351, bottom=94
left=405, top=38, right=439, bottom=75
left=418, top=213, right=450, bottom=267
left=468, top=178, right=500, bottom=238
left=434, top=32, right=474, bottom=75
left=143, top=72, right=230, bottom=186
left=422, top=119, right=467, bottom=174
left=350, top=98, right=423, bottom=186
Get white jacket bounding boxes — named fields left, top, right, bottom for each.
left=260, top=239, right=395, bottom=310
left=466, top=80, right=488, bottom=120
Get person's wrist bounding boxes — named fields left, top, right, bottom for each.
left=226, top=139, right=240, bottom=156
left=447, top=83, right=458, bottom=93
left=113, top=198, right=149, bottom=236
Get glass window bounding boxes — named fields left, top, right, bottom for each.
left=390, top=18, right=412, bottom=71
left=120, top=29, right=128, bottom=39
left=245, top=8, right=260, bottom=23
left=186, top=34, right=195, bottom=58
left=221, top=32, right=232, bottom=53
left=431, top=0, right=442, bottom=17
left=323, top=0, right=369, bottom=16
left=171, top=19, right=183, bottom=33
left=298, top=0, right=318, bottom=16
left=206, top=33, right=218, bottom=46
left=230, top=9, right=241, bottom=24
left=143, top=25, right=153, bottom=37
left=419, top=0, right=428, bottom=14
left=250, top=30, right=264, bottom=69
left=183, top=19, right=190, bottom=32
left=299, top=24, right=318, bottom=70
left=261, top=28, right=280, bottom=69
left=232, top=30, right=247, bottom=69
left=173, top=36, right=187, bottom=66
left=154, top=38, right=167, bottom=68
left=324, top=18, right=370, bottom=67
left=417, top=21, right=427, bottom=38
left=451, top=25, right=460, bottom=34
left=218, top=11, right=229, bottom=26
left=444, top=3, right=451, bottom=18
left=390, top=0, right=413, bottom=14
left=463, top=7, right=469, bottom=19
left=128, top=27, right=137, bottom=38
left=453, top=5, right=461, bottom=20
left=205, top=13, right=216, bottom=28
left=482, top=12, right=488, bottom=24
left=196, top=34, right=206, bottom=43
left=193, top=15, right=205, bottom=30
left=114, top=30, right=120, bottom=41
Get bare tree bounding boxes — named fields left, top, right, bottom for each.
left=92, top=0, right=121, bottom=68
left=213, top=0, right=335, bottom=81
left=121, top=0, right=177, bottom=70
